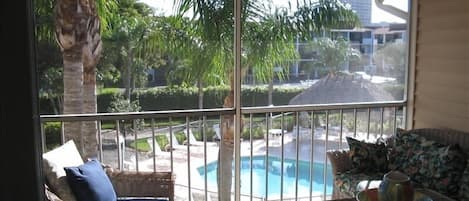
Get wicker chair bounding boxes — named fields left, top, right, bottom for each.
left=45, top=166, right=175, bottom=201
left=42, top=140, right=175, bottom=201
left=326, top=128, right=469, bottom=200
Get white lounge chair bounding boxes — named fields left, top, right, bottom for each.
left=183, top=127, right=205, bottom=146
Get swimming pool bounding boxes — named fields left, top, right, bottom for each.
left=197, top=155, right=333, bottom=198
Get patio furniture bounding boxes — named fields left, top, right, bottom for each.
left=327, top=128, right=469, bottom=201
left=43, top=140, right=175, bottom=201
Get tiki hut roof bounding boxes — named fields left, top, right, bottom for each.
left=289, top=74, right=394, bottom=105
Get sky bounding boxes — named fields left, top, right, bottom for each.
left=139, top=0, right=408, bottom=24
left=371, top=0, right=408, bottom=23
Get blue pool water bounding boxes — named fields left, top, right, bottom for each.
left=197, top=156, right=333, bottom=197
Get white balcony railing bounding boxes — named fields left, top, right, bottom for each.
left=40, top=101, right=406, bottom=201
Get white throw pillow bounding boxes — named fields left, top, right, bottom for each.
left=43, top=140, right=84, bottom=201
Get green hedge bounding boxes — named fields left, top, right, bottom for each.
left=40, top=86, right=303, bottom=113
left=39, top=84, right=404, bottom=114
left=43, top=122, right=62, bottom=151
left=135, top=86, right=302, bottom=111
left=193, top=128, right=217, bottom=142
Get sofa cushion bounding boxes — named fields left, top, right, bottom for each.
left=43, top=140, right=84, bottom=201
left=346, top=137, right=388, bottom=173
left=388, top=130, right=467, bottom=199
left=334, top=170, right=383, bottom=197
left=64, top=159, right=117, bottom=201
left=459, top=159, right=469, bottom=201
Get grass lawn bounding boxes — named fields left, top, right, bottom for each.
left=128, top=135, right=173, bottom=152
left=128, top=138, right=151, bottom=152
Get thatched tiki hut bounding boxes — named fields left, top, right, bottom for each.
left=289, top=74, right=394, bottom=128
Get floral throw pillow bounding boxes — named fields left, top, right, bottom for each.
left=388, top=130, right=467, bottom=199
left=387, top=129, right=416, bottom=170
left=346, top=137, right=388, bottom=173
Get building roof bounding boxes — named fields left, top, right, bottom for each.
left=289, top=74, right=394, bottom=105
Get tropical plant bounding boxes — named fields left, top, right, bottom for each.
left=107, top=94, right=142, bottom=113
left=35, top=1, right=64, bottom=115
left=105, top=0, right=166, bottom=99
left=373, top=41, right=406, bottom=82
left=37, top=54, right=63, bottom=114
left=52, top=0, right=116, bottom=158
left=35, top=0, right=119, bottom=111
left=169, top=0, right=360, bottom=200
left=107, top=94, right=144, bottom=135
left=306, top=37, right=361, bottom=76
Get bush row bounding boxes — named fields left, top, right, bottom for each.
left=39, top=86, right=304, bottom=114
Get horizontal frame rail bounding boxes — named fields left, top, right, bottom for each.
left=40, top=102, right=405, bottom=122
left=242, top=101, right=405, bottom=114
left=40, top=108, right=235, bottom=122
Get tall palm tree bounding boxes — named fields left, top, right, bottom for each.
left=54, top=0, right=115, bottom=158
left=308, top=37, right=361, bottom=76
left=170, top=0, right=360, bottom=200
left=106, top=0, right=160, bottom=100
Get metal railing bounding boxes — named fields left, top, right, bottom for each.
left=40, top=101, right=406, bottom=201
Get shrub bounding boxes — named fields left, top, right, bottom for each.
left=97, top=88, right=122, bottom=113
left=43, top=122, right=62, bottom=151
left=193, top=128, right=216, bottom=142
left=271, top=115, right=295, bottom=131
left=107, top=94, right=144, bottom=132
left=107, top=94, right=141, bottom=113
left=103, top=86, right=301, bottom=112
left=242, top=126, right=265, bottom=140
left=40, top=85, right=304, bottom=113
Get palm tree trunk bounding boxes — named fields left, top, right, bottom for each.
left=82, top=6, right=102, bottom=158
left=57, top=95, right=63, bottom=114
left=197, top=80, right=204, bottom=136
left=218, top=91, right=234, bottom=201
left=55, top=0, right=101, bottom=158
left=83, top=64, right=98, bottom=159
left=62, top=49, right=85, bottom=155
left=124, top=49, right=133, bottom=100
left=197, top=80, right=204, bottom=109
left=268, top=80, right=273, bottom=106
left=82, top=60, right=98, bottom=158
left=48, top=95, right=59, bottom=114
left=268, top=80, right=274, bottom=130
left=123, top=66, right=131, bottom=99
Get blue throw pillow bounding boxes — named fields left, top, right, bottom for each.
left=64, top=159, right=117, bottom=201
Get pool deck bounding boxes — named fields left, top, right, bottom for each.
left=102, top=127, right=383, bottom=201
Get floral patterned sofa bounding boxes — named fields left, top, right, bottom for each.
left=326, top=128, right=469, bottom=201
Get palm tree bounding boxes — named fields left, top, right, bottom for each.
left=170, top=0, right=360, bottom=200
left=106, top=0, right=162, bottom=100
left=53, top=0, right=115, bottom=158
left=373, top=41, right=406, bottom=82
left=308, top=37, right=361, bottom=76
